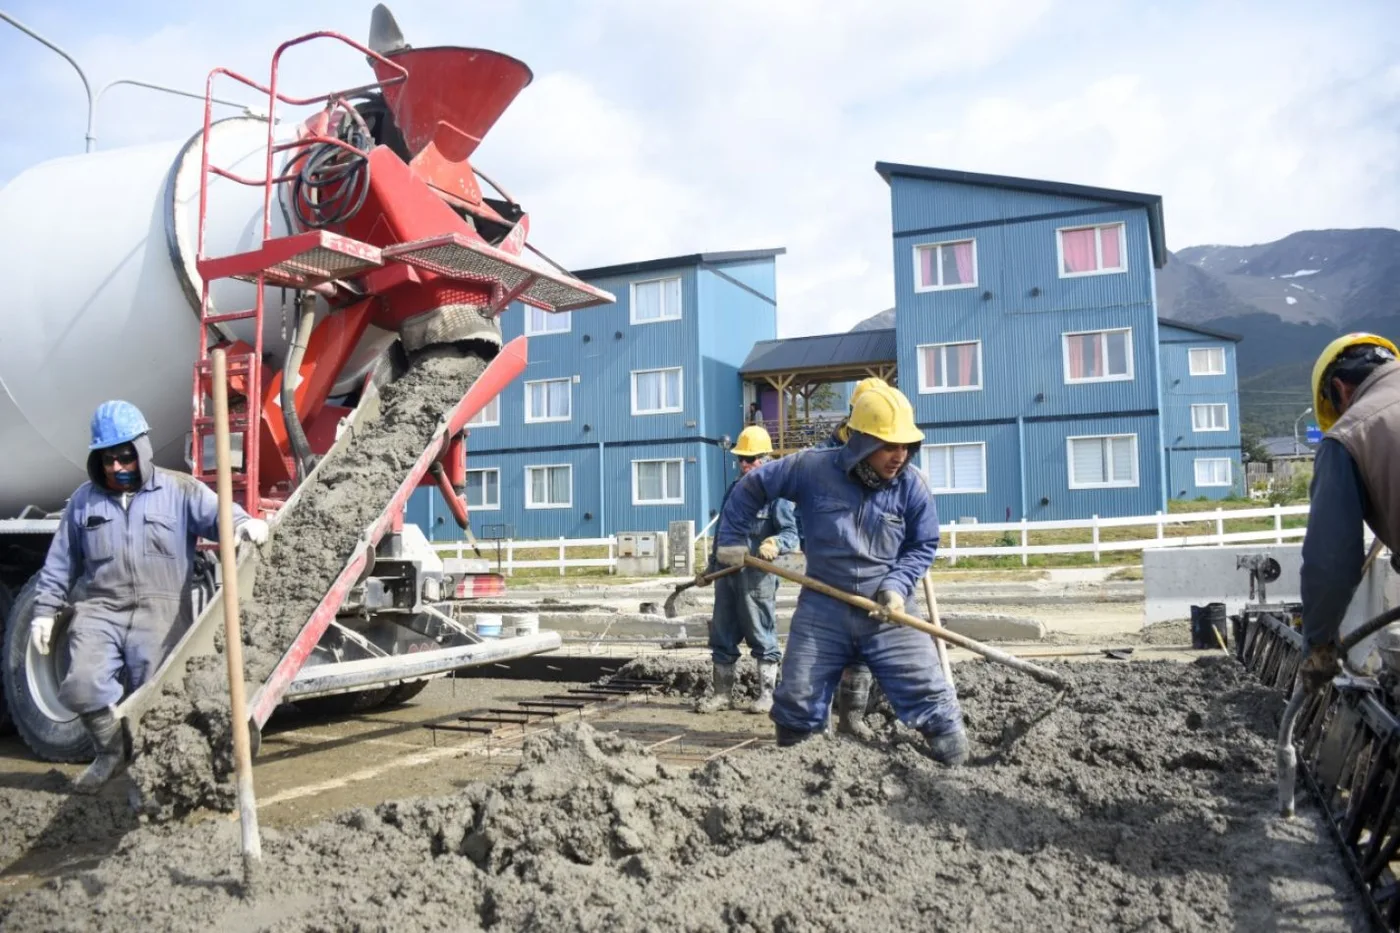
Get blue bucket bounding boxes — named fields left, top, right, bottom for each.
left=474, top=613, right=503, bottom=639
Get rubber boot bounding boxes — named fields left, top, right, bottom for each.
left=775, top=724, right=819, bottom=747
left=748, top=661, right=778, bottom=714
left=836, top=669, right=874, bottom=739
left=922, top=726, right=969, bottom=767
left=72, top=708, right=126, bottom=794
left=695, top=663, right=736, bottom=714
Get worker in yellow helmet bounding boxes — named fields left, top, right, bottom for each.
left=1299, top=332, right=1400, bottom=691
left=715, top=384, right=966, bottom=765
left=696, top=425, right=798, bottom=715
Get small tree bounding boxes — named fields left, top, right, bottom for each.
left=1240, top=427, right=1271, bottom=466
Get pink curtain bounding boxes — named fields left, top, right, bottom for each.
left=920, top=248, right=936, bottom=288
left=1062, top=229, right=1096, bottom=273
left=957, top=343, right=975, bottom=386
left=926, top=347, right=943, bottom=386
left=1067, top=335, right=1085, bottom=379
left=1100, top=226, right=1121, bottom=269
left=1090, top=335, right=1104, bottom=377
left=952, top=242, right=974, bottom=283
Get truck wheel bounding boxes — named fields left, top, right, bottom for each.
left=294, top=687, right=395, bottom=717
left=380, top=679, right=430, bottom=708
left=0, top=582, right=12, bottom=735
left=2, top=576, right=93, bottom=761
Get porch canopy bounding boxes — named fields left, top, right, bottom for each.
left=739, top=327, right=897, bottom=453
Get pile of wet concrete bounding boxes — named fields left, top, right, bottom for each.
left=1, top=658, right=1366, bottom=931
left=126, top=353, right=488, bottom=819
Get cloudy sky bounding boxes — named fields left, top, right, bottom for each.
left=2, top=0, right=1396, bottom=336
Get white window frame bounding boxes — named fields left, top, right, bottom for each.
left=524, top=307, right=572, bottom=336
left=629, top=275, right=683, bottom=325
left=524, top=464, right=573, bottom=510
left=1194, top=458, right=1233, bottom=488
left=631, top=458, right=685, bottom=505
left=631, top=366, right=684, bottom=415
left=915, top=340, right=984, bottom=395
left=1188, top=346, right=1227, bottom=376
left=1056, top=222, right=1127, bottom=278
left=1062, top=328, right=1134, bottom=384
left=1066, top=434, right=1139, bottom=489
left=466, top=395, right=500, bottom=428
left=912, top=238, right=979, bottom=293
left=524, top=377, right=572, bottom=424
left=463, top=467, right=500, bottom=511
left=920, top=442, right=987, bottom=494
left=1191, top=403, right=1230, bottom=433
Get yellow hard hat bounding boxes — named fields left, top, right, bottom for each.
left=1311, top=332, right=1400, bottom=431
left=732, top=425, right=773, bottom=457
left=850, top=377, right=889, bottom=409
left=846, top=383, right=923, bottom=445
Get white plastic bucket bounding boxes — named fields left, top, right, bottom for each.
left=507, top=613, right=540, bottom=637
left=474, top=613, right=503, bottom=639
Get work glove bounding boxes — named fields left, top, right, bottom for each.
left=1299, top=643, right=1340, bottom=694
left=716, top=544, right=749, bottom=569
left=238, top=518, right=270, bottom=545
left=758, top=537, right=781, bottom=561
left=30, top=616, right=55, bottom=656
left=870, top=589, right=904, bottom=621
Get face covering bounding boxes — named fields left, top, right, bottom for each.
left=113, top=470, right=139, bottom=489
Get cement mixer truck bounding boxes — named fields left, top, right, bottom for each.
left=0, top=8, right=613, bottom=761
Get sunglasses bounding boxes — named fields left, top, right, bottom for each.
left=100, top=447, right=138, bottom=467
left=737, top=456, right=761, bottom=465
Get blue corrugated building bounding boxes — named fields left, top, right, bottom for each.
left=407, top=249, right=785, bottom=541
left=873, top=162, right=1241, bottom=521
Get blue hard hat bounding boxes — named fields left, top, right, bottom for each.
left=90, top=400, right=150, bottom=450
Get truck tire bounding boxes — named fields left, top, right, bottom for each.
left=380, top=679, right=430, bottom=708
left=0, top=581, right=12, bottom=735
left=294, top=687, right=395, bottom=717
left=2, top=576, right=93, bottom=762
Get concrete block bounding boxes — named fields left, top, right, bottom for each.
left=940, top=613, right=1046, bottom=642
left=1143, top=544, right=1301, bottom=625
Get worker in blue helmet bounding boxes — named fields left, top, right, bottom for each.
left=27, top=400, right=269, bottom=793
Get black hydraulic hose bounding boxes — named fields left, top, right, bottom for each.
left=281, top=292, right=317, bottom=483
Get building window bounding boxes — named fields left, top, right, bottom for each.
left=914, top=239, right=977, bottom=291
left=633, top=459, right=684, bottom=505
left=525, top=464, right=572, bottom=509
left=631, top=276, right=682, bottom=324
left=1068, top=434, right=1138, bottom=489
left=1189, top=347, right=1227, bottom=376
left=1191, top=403, right=1230, bottom=432
left=1058, top=223, right=1126, bottom=277
left=466, top=396, right=500, bottom=428
left=921, top=443, right=986, bottom=494
left=632, top=367, right=683, bottom=415
left=917, top=341, right=982, bottom=394
left=524, top=307, right=571, bottom=336
left=1194, top=458, right=1233, bottom=488
left=464, top=468, right=500, bottom=510
left=525, top=378, right=572, bottom=423
left=1063, top=328, right=1133, bottom=383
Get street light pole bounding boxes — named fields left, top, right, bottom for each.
left=1293, top=406, right=1314, bottom=456
left=0, top=10, right=95, bottom=150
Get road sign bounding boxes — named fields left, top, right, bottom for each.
left=1305, top=426, right=1323, bottom=444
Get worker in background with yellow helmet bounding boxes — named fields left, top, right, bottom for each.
left=809, top=375, right=890, bottom=737
left=1299, top=333, right=1400, bottom=691
left=715, top=384, right=966, bottom=765
left=696, top=424, right=798, bottom=715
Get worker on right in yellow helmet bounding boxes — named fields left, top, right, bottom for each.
left=714, top=383, right=966, bottom=765
left=1299, top=333, right=1400, bottom=692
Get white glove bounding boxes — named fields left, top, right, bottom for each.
left=716, top=545, right=749, bottom=568
left=758, top=537, right=781, bottom=561
left=870, top=589, right=904, bottom=620
left=238, top=518, right=269, bottom=545
left=31, top=616, right=55, bottom=655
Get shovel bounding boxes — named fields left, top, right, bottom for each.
left=740, top=555, right=1074, bottom=692
left=663, top=565, right=743, bottom=619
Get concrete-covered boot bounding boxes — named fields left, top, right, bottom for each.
left=72, top=708, right=126, bottom=794
left=922, top=726, right=969, bottom=767
left=775, top=724, right=820, bottom=747
left=836, top=668, right=874, bottom=739
left=695, top=663, right=736, bottom=713
left=748, top=661, right=778, bottom=714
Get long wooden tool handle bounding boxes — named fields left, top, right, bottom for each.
left=921, top=571, right=955, bottom=685
left=743, top=555, right=1073, bottom=691
left=212, top=350, right=262, bottom=876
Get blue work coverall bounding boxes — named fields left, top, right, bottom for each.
left=33, top=437, right=248, bottom=713
left=717, top=432, right=962, bottom=736
left=707, top=480, right=799, bottom=665
left=1301, top=439, right=1369, bottom=650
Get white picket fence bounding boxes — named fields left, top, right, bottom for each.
left=434, top=504, right=1312, bottom=574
